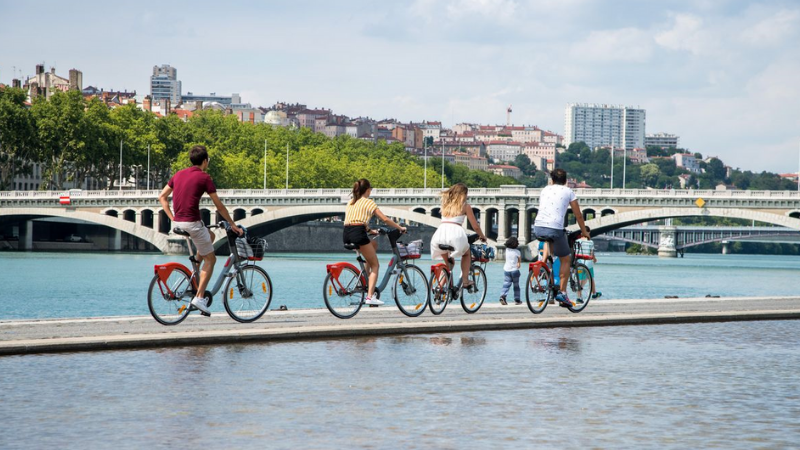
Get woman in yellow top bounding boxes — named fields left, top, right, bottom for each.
left=343, top=178, right=407, bottom=305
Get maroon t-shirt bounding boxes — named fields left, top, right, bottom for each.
left=167, top=166, right=217, bottom=222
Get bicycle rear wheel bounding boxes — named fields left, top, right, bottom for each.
left=428, top=269, right=450, bottom=315
left=565, top=263, right=593, bottom=313
left=525, top=267, right=550, bottom=314
left=223, top=265, right=272, bottom=323
left=323, top=266, right=365, bottom=319
left=393, top=264, right=429, bottom=317
left=460, top=265, right=487, bottom=314
left=148, top=269, right=193, bottom=325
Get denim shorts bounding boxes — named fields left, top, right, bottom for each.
left=533, top=226, right=570, bottom=257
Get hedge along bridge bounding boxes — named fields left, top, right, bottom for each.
left=1, top=187, right=799, bottom=256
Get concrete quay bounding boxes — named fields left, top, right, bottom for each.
left=2, top=296, right=799, bottom=356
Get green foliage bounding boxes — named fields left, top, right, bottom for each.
left=0, top=87, right=38, bottom=190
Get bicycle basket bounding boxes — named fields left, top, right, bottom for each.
left=397, top=239, right=423, bottom=259
left=247, top=236, right=267, bottom=261
left=470, top=244, right=494, bottom=262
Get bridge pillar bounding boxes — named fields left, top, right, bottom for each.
left=20, top=220, right=33, bottom=250
left=112, top=229, right=122, bottom=251
left=658, top=226, right=677, bottom=258
left=496, top=206, right=508, bottom=259
left=518, top=203, right=529, bottom=243
left=721, top=241, right=729, bottom=255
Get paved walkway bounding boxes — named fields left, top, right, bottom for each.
left=2, top=296, right=799, bottom=356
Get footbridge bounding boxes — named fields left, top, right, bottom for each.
left=1, top=187, right=799, bottom=255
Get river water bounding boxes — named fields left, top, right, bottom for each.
left=1, top=321, right=799, bottom=448
left=0, top=251, right=799, bottom=320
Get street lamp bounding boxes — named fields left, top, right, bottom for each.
left=146, top=144, right=151, bottom=190
left=119, top=140, right=123, bottom=191
left=423, top=138, right=427, bottom=189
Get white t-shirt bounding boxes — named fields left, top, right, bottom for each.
left=504, top=248, right=521, bottom=272
left=576, top=239, right=594, bottom=268
left=534, top=184, right=577, bottom=229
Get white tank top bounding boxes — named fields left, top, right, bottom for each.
left=442, top=215, right=465, bottom=225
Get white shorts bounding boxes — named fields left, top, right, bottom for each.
left=173, top=221, right=214, bottom=256
left=430, top=223, right=469, bottom=260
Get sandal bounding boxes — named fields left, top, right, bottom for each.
left=499, top=297, right=508, bottom=305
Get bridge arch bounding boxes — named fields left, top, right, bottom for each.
left=790, top=211, right=800, bottom=219
left=0, top=207, right=171, bottom=251
left=584, top=207, right=800, bottom=235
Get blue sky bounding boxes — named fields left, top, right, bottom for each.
left=1, top=0, right=799, bottom=173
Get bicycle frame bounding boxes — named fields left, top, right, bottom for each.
left=326, top=229, right=413, bottom=300
left=152, top=224, right=248, bottom=303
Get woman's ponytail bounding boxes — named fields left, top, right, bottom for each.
left=350, top=178, right=372, bottom=204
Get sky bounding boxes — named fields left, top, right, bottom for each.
left=1, top=0, right=799, bottom=173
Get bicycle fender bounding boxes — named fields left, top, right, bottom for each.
left=528, top=261, right=548, bottom=276
left=326, top=262, right=366, bottom=284
left=154, top=263, right=192, bottom=283
left=430, top=263, right=448, bottom=275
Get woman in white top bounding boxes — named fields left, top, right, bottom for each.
left=430, top=183, right=487, bottom=287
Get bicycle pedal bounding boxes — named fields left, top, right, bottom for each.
left=200, top=311, right=211, bottom=317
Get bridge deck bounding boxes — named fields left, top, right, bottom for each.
left=2, top=296, right=799, bottom=356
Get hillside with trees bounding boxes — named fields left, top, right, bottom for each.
left=0, top=88, right=516, bottom=190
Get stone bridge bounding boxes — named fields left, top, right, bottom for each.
left=595, top=225, right=800, bottom=257
left=1, top=187, right=799, bottom=255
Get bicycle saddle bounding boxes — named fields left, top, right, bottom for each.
left=173, top=227, right=190, bottom=237
left=343, top=242, right=360, bottom=250
left=438, top=244, right=455, bottom=251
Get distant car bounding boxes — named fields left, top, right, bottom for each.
left=67, top=234, right=83, bottom=242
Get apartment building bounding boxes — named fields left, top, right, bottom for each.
left=564, top=103, right=646, bottom=150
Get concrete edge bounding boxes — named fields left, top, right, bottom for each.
left=2, top=309, right=799, bottom=356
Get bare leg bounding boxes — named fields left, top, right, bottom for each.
left=195, top=230, right=216, bottom=298
left=558, top=254, right=571, bottom=292
left=461, top=249, right=472, bottom=286
left=196, top=253, right=217, bottom=298
left=360, top=242, right=380, bottom=298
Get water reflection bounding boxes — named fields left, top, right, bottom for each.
left=2, top=322, right=799, bottom=449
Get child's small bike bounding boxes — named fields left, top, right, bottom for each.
left=323, top=228, right=430, bottom=319
left=147, top=221, right=272, bottom=325
left=526, top=230, right=594, bottom=314
left=428, top=234, right=490, bottom=315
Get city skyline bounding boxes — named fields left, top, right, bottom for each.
left=1, top=0, right=798, bottom=173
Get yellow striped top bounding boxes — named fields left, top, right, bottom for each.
left=344, top=197, right=377, bottom=225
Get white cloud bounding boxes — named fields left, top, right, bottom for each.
left=445, top=0, right=518, bottom=22
left=739, top=9, right=800, bottom=46
left=654, top=14, right=710, bottom=55
left=570, top=27, right=653, bottom=63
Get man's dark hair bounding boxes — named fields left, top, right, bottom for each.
left=550, top=168, right=567, bottom=185
left=189, top=145, right=209, bottom=166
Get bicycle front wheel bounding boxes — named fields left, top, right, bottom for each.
left=566, top=263, right=593, bottom=313
left=223, top=265, right=273, bottom=323
left=428, top=269, right=450, bottom=315
left=323, top=266, right=365, bottom=319
left=460, top=265, right=487, bottom=314
left=148, top=269, right=193, bottom=326
left=393, top=264, right=429, bottom=317
left=525, top=267, right=550, bottom=314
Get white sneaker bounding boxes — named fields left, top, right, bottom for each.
left=364, top=297, right=384, bottom=306
left=191, top=297, right=211, bottom=314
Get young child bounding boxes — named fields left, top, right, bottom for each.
left=576, top=227, right=602, bottom=299
left=499, top=237, right=522, bottom=305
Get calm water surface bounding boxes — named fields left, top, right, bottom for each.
left=1, top=252, right=799, bottom=319
left=1, top=321, right=798, bottom=449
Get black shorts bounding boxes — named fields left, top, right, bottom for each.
left=343, top=225, right=370, bottom=246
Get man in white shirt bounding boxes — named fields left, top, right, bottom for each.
left=533, top=168, right=590, bottom=307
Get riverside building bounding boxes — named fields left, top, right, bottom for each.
left=564, top=103, right=646, bottom=151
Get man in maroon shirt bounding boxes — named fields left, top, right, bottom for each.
left=159, top=145, right=242, bottom=315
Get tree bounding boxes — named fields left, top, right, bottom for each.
left=639, top=163, right=660, bottom=187
left=0, top=87, right=38, bottom=190
left=30, top=90, right=89, bottom=190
